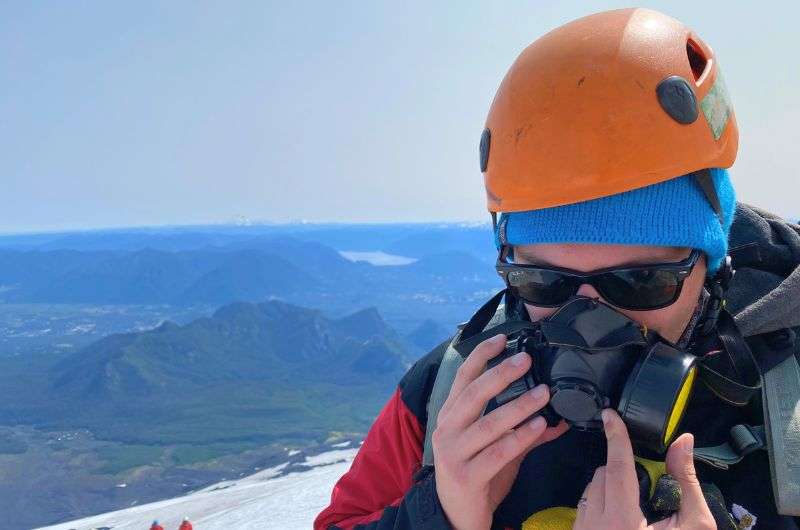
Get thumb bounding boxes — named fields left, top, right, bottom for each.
left=665, top=433, right=712, bottom=522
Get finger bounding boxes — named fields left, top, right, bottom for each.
left=666, top=433, right=715, bottom=526
left=589, top=466, right=606, bottom=513
left=514, top=420, right=569, bottom=460
left=650, top=515, right=680, bottom=530
left=469, top=415, right=547, bottom=482
left=459, top=384, right=550, bottom=458
left=576, top=466, right=605, bottom=526
left=441, top=334, right=507, bottom=416
left=601, top=409, right=640, bottom=509
left=449, top=334, right=508, bottom=400
left=535, top=420, right=570, bottom=445
left=575, top=484, right=590, bottom=527
left=444, top=350, right=532, bottom=429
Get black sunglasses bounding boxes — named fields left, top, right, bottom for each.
left=496, top=247, right=701, bottom=311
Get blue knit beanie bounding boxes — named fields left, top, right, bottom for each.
left=494, top=168, right=736, bottom=275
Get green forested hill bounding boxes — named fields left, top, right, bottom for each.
left=0, top=299, right=410, bottom=446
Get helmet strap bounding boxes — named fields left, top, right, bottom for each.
left=692, top=169, right=723, bottom=222
left=695, top=255, right=734, bottom=338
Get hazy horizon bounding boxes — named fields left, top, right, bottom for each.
left=0, top=218, right=495, bottom=238
left=2, top=1, right=798, bottom=233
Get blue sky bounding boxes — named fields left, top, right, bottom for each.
left=1, top=1, right=798, bottom=233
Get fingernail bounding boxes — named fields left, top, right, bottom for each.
left=489, top=334, right=506, bottom=344
left=531, top=384, right=548, bottom=400
left=529, top=416, right=546, bottom=431
left=601, top=409, right=612, bottom=427
left=684, top=433, right=695, bottom=454
left=510, top=352, right=528, bottom=367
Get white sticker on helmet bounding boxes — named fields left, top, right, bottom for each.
left=700, top=72, right=732, bottom=140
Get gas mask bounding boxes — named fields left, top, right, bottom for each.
left=456, top=296, right=697, bottom=454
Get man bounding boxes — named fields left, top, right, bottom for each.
left=178, top=516, right=193, bottom=530
left=316, top=7, right=800, bottom=529
left=150, top=521, right=164, bottom=530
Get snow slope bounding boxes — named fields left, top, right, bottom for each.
left=37, top=447, right=358, bottom=530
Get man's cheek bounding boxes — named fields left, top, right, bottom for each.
left=524, top=304, right=558, bottom=322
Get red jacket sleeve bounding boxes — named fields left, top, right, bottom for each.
left=314, top=387, right=450, bottom=529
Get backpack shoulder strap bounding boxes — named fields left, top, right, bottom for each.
left=422, top=334, right=464, bottom=466
left=422, top=290, right=511, bottom=467
left=749, top=328, right=800, bottom=515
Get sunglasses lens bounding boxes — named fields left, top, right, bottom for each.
left=597, top=269, right=680, bottom=310
left=507, top=269, right=576, bottom=306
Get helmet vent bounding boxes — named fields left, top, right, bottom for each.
left=686, top=39, right=708, bottom=82
left=479, top=128, right=491, bottom=172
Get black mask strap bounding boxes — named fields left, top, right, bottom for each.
left=690, top=254, right=762, bottom=406
left=695, top=255, right=734, bottom=339
left=697, top=309, right=762, bottom=407
left=454, top=289, right=538, bottom=358
left=459, top=289, right=507, bottom=340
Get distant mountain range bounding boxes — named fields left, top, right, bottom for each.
left=0, top=298, right=432, bottom=529
left=0, top=222, right=497, bottom=256
left=0, top=223, right=492, bottom=527
left=0, top=235, right=499, bottom=308
left=0, top=299, right=423, bottom=446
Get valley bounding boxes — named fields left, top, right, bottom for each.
left=0, top=222, right=500, bottom=528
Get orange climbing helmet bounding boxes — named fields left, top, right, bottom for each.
left=480, top=7, right=738, bottom=214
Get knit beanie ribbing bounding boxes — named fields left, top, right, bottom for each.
left=494, top=168, right=736, bottom=274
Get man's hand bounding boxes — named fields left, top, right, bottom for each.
left=573, top=409, right=716, bottom=530
left=432, top=334, right=568, bottom=530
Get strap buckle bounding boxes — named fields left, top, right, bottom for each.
left=730, top=424, right=765, bottom=457
left=693, top=424, right=766, bottom=470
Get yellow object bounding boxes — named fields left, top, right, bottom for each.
left=521, top=507, right=577, bottom=530
left=635, top=457, right=668, bottom=498
left=664, top=365, right=697, bottom=445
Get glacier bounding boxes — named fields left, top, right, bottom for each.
left=37, top=447, right=358, bottom=530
